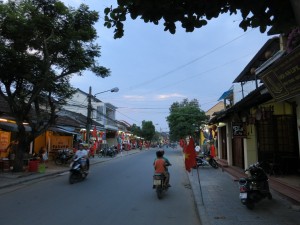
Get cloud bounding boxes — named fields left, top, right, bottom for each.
left=122, top=93, right=185, bottom=102
left=156, top=93, right=186, bottom=100
left=123, top=95, right=145, bottom=101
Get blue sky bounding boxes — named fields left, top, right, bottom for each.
left=63, top=0, right=272, bottom=132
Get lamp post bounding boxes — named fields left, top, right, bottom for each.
left=86, top=86, right=119, bottom=145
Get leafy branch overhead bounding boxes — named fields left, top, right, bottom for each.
left=104, top=0, right=298, bottom=39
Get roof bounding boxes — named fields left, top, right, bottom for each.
left=56, top=109, right=104, bottom=129
left=209, top=85, right=272, bottom=124
left=0, top=122, right=32, bottom=132
left=76, top=88, right=102, bottom=103
left=233, top=37, right=280, bottom=83
left=218, top=87, right=233, bottom=101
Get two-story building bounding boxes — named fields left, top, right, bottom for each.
left=63, top=88, right=119, bottom=147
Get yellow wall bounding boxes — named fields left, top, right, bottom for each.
left=244, top=124, right=258, bottom=168
left=50, top=135, right=73, bottom=150
left=252, top=101, right=293, bottom=115
left=34, top=132, right=46, bottom=154
left=0, top=131, right=11, bottom=158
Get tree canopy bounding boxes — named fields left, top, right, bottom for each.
left=141, top=120, right=155, bottom=142
left=167, top=99, right=208, bottom=141
left=130, top=123, right=142, bottom=137
left=0, top=0, right=110, bottom=171
left=104, top=0, right=298, bottom=39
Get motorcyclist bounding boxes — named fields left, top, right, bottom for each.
left=75, top=143, right=89, bottom=170
left=153, top=150, right=171, bottom=187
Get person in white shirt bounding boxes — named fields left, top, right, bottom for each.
left=75, top=144, right=89, bottom=170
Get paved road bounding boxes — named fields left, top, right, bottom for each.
left=1, top=147, right=300, bottom=225
left=0, top=148, right=201, bottom=225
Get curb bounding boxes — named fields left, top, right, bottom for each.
left=187, top=170, right=211, bottom=225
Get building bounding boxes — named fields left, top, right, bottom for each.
left=63, top=88, right=118, bottom=146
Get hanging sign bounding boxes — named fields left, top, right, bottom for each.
left=232, top=122, right=246, bottom=138
left=260, top=46, right=300, bottom=102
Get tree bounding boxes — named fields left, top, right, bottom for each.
left=141, top=120, right=155, bottom=143
left=151, top=131, right=160, bottom=145
left=104, top=0, right=298, bottom=39
left=130, top=123, right=142, bottom=137
left=0, top=0, right=110, bottom=171
left=167, top=99, right=208, bottom=142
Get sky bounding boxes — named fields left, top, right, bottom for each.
left=62, top=0, right=273, bottom=132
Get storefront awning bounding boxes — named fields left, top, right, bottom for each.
left=218, top=89, right=233, bottom=101
left=49, top=127, right=80, bottom=135
left=0, top=122, right=32, bottom=132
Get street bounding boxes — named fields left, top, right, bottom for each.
left=0, top=149, right=201, bottom=225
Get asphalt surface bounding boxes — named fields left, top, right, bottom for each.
left=1, top=147, right=300, bottom=225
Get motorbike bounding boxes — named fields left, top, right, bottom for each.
left=153, top=173, right=169, bottom=199
left=69, top=156, right=89, bottom=184
left=55, top=149, right=73, bottom=165
left=97, top=146, right=116, bottom=157
left=195, top=152, right=218, bottom=169
left=238, top=162, right=272, bottom=209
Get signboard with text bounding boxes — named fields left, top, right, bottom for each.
left=232, top=122, right=246, bottom=138
left=260, top=46, right=300, bottom=102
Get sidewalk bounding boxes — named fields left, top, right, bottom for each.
left=0, top=149, right=141, bottom=189
left=188, top=166, right=300, bottom=225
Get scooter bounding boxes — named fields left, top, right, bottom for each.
left=238, top=162, right=272, bottom=209
left=195, top=152, right=218, bottom=169
left=153, top=174, right=169, bottom=199
left=55, top=149, right=73, bottom=165
left=69, top=156, right=89, bottom=184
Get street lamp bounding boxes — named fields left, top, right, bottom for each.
left=86, top=86, right=119, bottom=145
left=94, top=87, right=119, bottom=97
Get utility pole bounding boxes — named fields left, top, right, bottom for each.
left=85, top=86, right=119, bottom=145
left=86, top=86, right=92, bottom=145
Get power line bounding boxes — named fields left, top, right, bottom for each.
left=141, top=52, right=254, bottom=96
left=125, top=29, right=253, bottom=91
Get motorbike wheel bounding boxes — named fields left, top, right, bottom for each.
left=69, top=173, right=78, bottom=184
left=156, top=188, right=163, bottom=199
left=55, top=158, right=63, bottom=165
left=209, top=159, right=219, bottom=169
left=246, top=201, right=255, bottom=210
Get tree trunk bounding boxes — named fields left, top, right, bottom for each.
left=12, top=131, right=28, bottom=172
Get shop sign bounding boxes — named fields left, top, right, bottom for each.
left=0, top=131, right=10, bottom=152
left=51, top=136, right=73, bottom=150
left=260, top=46, right=300, bottom=102
left=232, top=122, right=246, bottom=138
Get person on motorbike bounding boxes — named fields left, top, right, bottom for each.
left=153, top=150, right=171, bottom=187
left=75, top=144, right=89, bottom=170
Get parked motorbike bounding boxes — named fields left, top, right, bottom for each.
left=238, top=162, right=272, bottom=209
left=153, top=174, right=169, bottom=199
left=55, top=149, right=73, bottom=165
left=69, top=156, right=89, bottom=184
left=195, top=152, right=218, bottom=169
left=97, top=146, right=116, bottom=158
